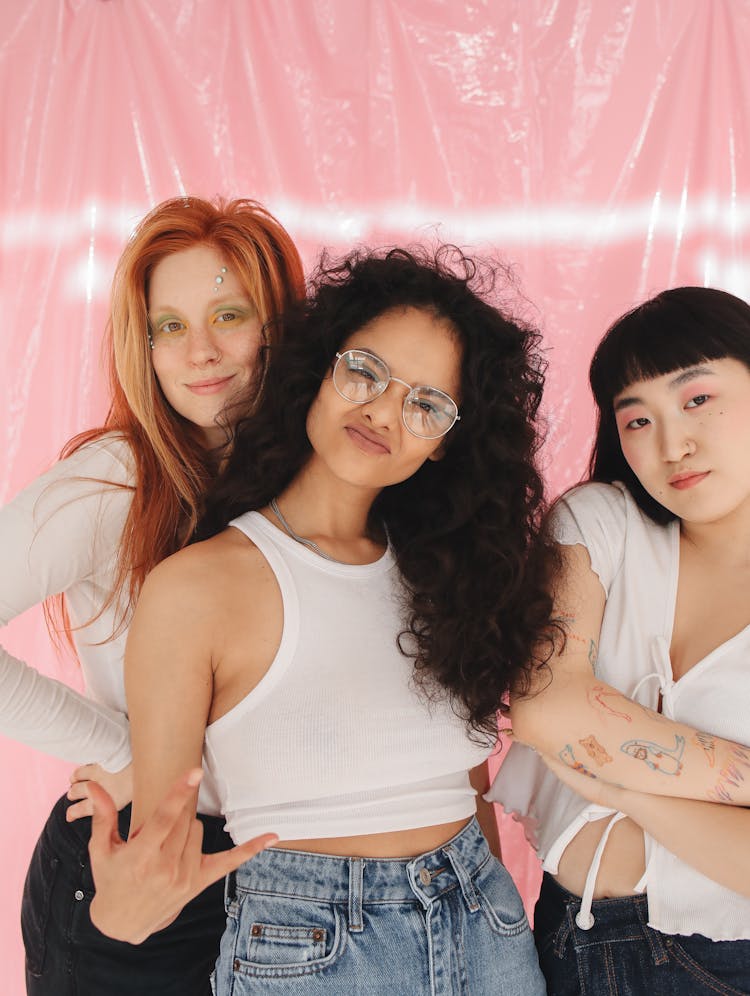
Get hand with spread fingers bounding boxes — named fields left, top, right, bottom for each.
left=88, top=768, right=277, bottom=944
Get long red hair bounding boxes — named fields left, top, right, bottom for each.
left=49, top=196, right=305, bottom=643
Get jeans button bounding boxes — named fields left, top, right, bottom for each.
left=74, top=889, right=85, bottom=901
left=419, top=868, right=432, bottom=886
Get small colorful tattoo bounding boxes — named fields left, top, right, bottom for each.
left=588, top=684, right=633, bottom=722
left=692, top=732, right=716, bottom=768
left=621, top=734, right=685, bottom=776
left=578, top=734, right=613, bottom=767
left=708, top=744, right=750, bottom=802
left=559, top=743, right=597, bottom=779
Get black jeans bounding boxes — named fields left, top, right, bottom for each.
left=22, top=793, right=233, bottom=996
left=534, top=872, right=750, bottom=996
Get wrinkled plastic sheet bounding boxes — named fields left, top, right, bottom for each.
left=2, top=2, right=750, bottom=989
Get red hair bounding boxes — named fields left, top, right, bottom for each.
left=48, top=196, right=304, bottom=644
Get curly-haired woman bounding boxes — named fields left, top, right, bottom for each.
left=10, top=195, right=304, bottom=995
left=88, top=245, right=555, bottom=994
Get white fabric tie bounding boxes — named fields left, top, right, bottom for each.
left=575, top=811, right=627, bottom=930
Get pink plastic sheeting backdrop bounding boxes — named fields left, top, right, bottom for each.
left=2, top=0, right=750, bottom=990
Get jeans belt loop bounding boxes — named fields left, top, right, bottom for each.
left=443, top=844, right=480, bottom=913
left=554, top=905, right=573, bottom=958
left=637, top=896, right=669, bottom=966
left=348, top=857, right=364, bottom=933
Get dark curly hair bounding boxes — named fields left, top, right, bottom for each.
left=200, top=246, right=557, bottom=740
left=589, top=286, right=750, bottom=523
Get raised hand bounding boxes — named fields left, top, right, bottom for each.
left=88, top=768, right=277, bottom=943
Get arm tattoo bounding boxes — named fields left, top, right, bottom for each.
left=693, top=732, right=716, bottom=768
left=708, top=745, right=750, bottom=803
left=587, top=684, right=633, bottom=722
left=558, top=617, right=599, bottom=674
left=578, top=734, right=613, bottom=767
left=621, top=734, right=685, bottom=776
left=559, top=743, right=597, bottom=778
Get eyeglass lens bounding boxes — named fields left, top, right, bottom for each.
left=333, top=350, right=457, bottom=438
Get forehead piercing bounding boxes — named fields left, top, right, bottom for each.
left=214, top=266, right=228, bottom=291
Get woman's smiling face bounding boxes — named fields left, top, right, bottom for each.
left=148, top=244, right=263, bottom=446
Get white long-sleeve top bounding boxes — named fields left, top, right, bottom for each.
left=1, top=433, right=222, bottom=813
left=0, top=435, right=134, bottom=770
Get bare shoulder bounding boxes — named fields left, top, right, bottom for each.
left=143, top=527, right=265, bottom=594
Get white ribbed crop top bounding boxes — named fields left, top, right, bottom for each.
left=203, top=511, right=492, bottom=844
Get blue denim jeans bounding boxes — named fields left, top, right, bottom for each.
left=213, top=817, right=545, bottom=995
left=535, top=872, right=750, bottom=996
left=22, top=793, right=233, bottom=996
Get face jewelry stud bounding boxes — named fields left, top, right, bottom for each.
left=147, top=328, right=155, bottom=350
left=214, top=266, right=228, bottom=291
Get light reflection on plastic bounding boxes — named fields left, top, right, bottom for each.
left=7, top=196, right=750, bottom=300
left=6, top=194, right=750, bottom=248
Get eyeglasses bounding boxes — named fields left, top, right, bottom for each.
left=332, top=349, right=461, bottom=439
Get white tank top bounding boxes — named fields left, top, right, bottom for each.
left=203, top=511, right=491, bottom=843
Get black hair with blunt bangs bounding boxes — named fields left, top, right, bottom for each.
left=589, top=286, right=750, bottom=525
left=201, top=246, right=557, bottom=741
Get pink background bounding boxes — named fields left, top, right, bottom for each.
left=2, top=1, right=750, bottom=991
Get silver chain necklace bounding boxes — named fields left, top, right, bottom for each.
left=269, top=498, right=340, bottom=562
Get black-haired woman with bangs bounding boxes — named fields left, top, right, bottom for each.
left=493, top=287, right=750, bottom=995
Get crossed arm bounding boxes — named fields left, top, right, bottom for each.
left=511, top=544, right=750, bottom=805
left=509, top=543, right=750, bottom=897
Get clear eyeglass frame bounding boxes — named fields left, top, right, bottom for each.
left=332, top=348, right=461, bottom=440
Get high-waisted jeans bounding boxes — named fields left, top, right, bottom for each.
left=213, top=817, right=545, bottom=995
left=22, top=792, right=233, bottom=996
left=535, top=872, right=750, bottom=996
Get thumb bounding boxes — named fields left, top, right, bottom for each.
left=201, top=833, right=278, bottom=888
left=88, top=779, right=120, bottom=854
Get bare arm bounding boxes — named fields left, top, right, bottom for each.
left=125, top=551, right=215, bottom=829
left=88, top=546, right=275, bottom=941
left=544, top=753, right=750, bottom=897
left=511, top=544, right=750, bottom=804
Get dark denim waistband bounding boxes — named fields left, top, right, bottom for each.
left=538, top=872, right=650, bottom=928
left=536, top=871, right=669, bottom=962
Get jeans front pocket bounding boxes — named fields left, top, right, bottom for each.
left=472, top=854, right=531, bottom=938
left=21, top=835, right=60, bottom=978
left=665, top=935, right=750, bottom=996
left=231, top=894, right=346, bottom=980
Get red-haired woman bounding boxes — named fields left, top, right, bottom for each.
left=5, top=196, right=304, bottom=996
